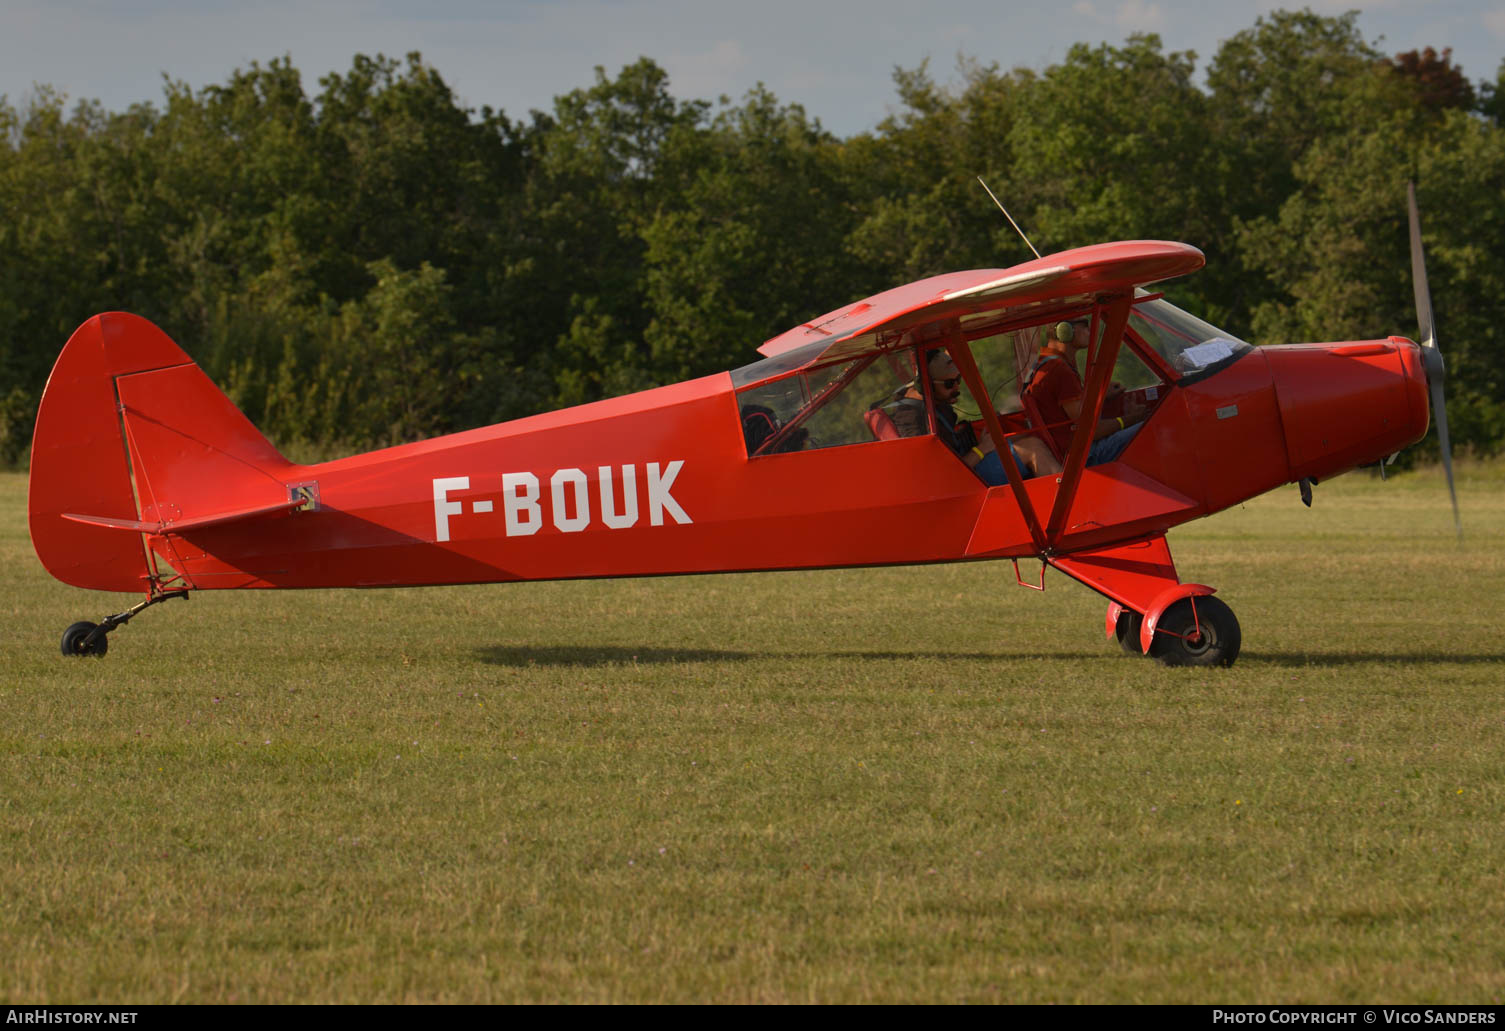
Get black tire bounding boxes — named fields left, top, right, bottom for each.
left=61, top=621, right=108, bottom=658
left=1114, top=609, right=1145, bottom=655
left=1148, top=597, right=1240, bottom=668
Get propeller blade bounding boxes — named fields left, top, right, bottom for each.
left=1407, top=182, right=1436, bottom=350
left=1408, top=181, right=1462, bottom=541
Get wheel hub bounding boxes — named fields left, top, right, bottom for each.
left=1181, top=622, right=1215, bottom=656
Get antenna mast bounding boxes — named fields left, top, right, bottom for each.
left=977, top=176, right=1041, bottom=260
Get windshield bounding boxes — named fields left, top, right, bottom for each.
left=1128, top=298, right=1251, bottom=381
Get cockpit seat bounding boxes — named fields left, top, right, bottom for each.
left=864, top=408, right=900, bottom=441
left=742, top=404, right=781, bottom=453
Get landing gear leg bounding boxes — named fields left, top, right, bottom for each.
left=60, top=589, right=190, bottom=658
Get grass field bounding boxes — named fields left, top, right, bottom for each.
left=2, top=464, right=1502, bottom=1003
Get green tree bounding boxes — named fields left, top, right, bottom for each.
left=639, top=86, right=862, bottom=381
left=845, top=59, right=1040, bottom=282
left=1206, top=8, right=1387, bottom=209
left=0, top=90, right=175, bottom=460
left=313, top=53, right=525, bottom=316
left=1009, top=36, right=1208, bottom=245
left=1204, top=9, right=1399, bottom=322
left=1480, top=61, right=1505, bottom=126
left=1239, top=109, right=1505, bottom=454
left=1006, top=34, right=1232, bottom=317
left=521, top=59, right=710, bottom=405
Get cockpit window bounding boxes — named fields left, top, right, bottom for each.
left=1110, top=336, right=1164, bottom=392
left=736, top=349, right=921, bottom=457
left=1128, top=298, right=1251, bottom=382
left=952, top=330, right=1026, bottom=422
left=730, top=337, right=831, bottom=390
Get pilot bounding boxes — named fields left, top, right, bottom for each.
left=884, top=350, right=1059, bottom=484
left=1025, top=319, right=1146, bottom=465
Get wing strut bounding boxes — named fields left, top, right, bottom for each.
left=1044, top=294, right=1132, bottom=545
left=946, top=321, right=1046, bottom=552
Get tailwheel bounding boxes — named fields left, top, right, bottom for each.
left=61, top=621, right=108, bottom=657
left=1149, top=597, right=1241, bottom=668
left=57, top=588, right=190, bottom=658
left=1114, top=609, right=1145, bottom=655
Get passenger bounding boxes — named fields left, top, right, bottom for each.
left=881, top=350, right=1060, bottom=485
left=1025, top=319, right=1146, bottom=465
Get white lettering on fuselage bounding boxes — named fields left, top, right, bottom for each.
left=646, top=461, right=689, bottom=527
left=551, top=468, right=591, bottom=532
left=432, top=464, right=690, bottom=543
left=433, top=476, right=468, bottom=543
left=600, top=464, right=637, bottom=529
left=502, top=472, right=541, bottom=536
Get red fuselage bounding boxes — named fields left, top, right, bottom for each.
left=128, top=336, right=1427, bottom=591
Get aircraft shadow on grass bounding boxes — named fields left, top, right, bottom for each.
left=1241, top=651, right=1505, bottom=668
left=475, top=645, right=1103, bottom=667
left=476, top=645, right=1505, bottom=669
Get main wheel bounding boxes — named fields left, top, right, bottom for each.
left=61, top=621, right=108, bottom=657
left=1148, top=597, right=1240, bottom=668
left=1114, top=609, right=1145, bottom=655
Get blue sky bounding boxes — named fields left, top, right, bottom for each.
left=3, top=1, right=1502, bottom=135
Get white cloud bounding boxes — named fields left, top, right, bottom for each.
left=1067, top=0, right=1163, bottom=33
left=1115, top=0, right=1165, bottom=31
left=666, top=39, right=750, bottom=100
left=935, top=22, right=977, bottom=48
left=1483, top=8, right=1505, bottom=38
left=1255, top=0, right=1378, bottom=10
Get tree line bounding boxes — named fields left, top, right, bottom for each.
left=2, top=9, right=1502, bottom=464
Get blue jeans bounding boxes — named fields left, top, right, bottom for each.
left=973, top=445, right=1032, bottom=486
left=1083, top=421, right=1137, bottom=463
left=1088, top=422, right=1142, bottom=465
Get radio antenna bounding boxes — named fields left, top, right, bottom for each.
left=977, top=176, right=1041, bottom=260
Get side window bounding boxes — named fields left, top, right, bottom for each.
left=1111, top=341, right=1163, bottom=392
left=738, top=376, right=809, bottom=455
left=737, top=350, right=922, bottom=457
left=802, top=353, right=920, bottom=448
left=1021, top=317, right=1161, bottom=392
left=957, top=330, right=1028, bottom=420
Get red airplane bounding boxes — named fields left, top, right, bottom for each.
left=28, top=191, right=1457, bottom=666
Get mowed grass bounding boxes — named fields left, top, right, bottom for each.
left=1, top=465, right=1502, bottom=1004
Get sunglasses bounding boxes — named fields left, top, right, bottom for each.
left=933, top=376, right=962, bottom=389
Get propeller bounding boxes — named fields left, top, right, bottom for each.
left=1407, top=181, right=1463, bottom=540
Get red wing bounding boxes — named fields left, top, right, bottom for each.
left=755, top=241, right=1203, bottom=368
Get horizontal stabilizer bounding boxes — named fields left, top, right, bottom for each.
left=63, top=497, right=309, bottom=536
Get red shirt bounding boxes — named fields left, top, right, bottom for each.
left=1026, top=352, right=1083, bottom=455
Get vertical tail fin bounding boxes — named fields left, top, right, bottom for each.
left=29, top=313, right=293, bottom=592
